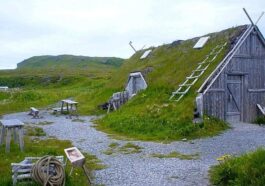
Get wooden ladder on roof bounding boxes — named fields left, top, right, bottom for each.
left=170, top=42, right=227, bottom=101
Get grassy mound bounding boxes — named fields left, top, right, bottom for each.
left=209, top=148, right=265, bottom=186
left=92, top=26, right=245, bottom=141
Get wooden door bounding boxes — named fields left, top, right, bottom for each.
left=226, top=75, right=242, bottom=122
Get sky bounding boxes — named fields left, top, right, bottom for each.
left=0, top=0, right=264, bottom=69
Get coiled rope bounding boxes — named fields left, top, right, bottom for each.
left=31, top=156, right=65, bottom=186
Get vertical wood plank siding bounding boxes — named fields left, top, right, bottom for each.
left=203, top=31, right=265, bottom=122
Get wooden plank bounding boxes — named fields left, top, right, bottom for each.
left=13, top=168, right=32, bottom=173
left=13, top=173, right=31, bottom=180
left=0, top=119, right=24, bottom=127
left=18, top=128, right=24, bottom=152
left=6, top=128, right=11, bottom=153
left=13, top=128, right=18, bottom=144
left=207, top=88, right=225, bottom=92
left=233, top=54, right=252, bottom=58
left=0, top=126, right=5, bottom=145
left=226, top=72, right=248, bottom=76
left=248, top=89, right=265, bottom=92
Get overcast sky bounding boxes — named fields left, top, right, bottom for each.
left=0, top=0, right=264, bottom=69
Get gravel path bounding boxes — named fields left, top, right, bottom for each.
left=3, top=111, right=265, bottom=186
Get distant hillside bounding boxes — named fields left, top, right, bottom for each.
left=17, top=55, right=124, bottom=69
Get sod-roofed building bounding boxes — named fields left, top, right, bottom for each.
left=197, top=24, right=265, bottom=122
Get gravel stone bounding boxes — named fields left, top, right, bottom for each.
left=3, top=111, right=265, bottom=186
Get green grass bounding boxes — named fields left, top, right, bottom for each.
left=37, top=121, right=54, bottom=125
left=150, top=151, right=199, bottom=160
left=209, top=148, right=265, bottom=186
left=102, top=142, right=143, bottom=155
left=0, top=74, right=109, bottom=115
left=72, top=118, right=86, bottom=123
left=119, top=143, right=144, bottom=154
left=0, top=127, right=105, bottom=186
left=26, top=126, right=46, bottom=136
left=97, top=114, right=229, bottom=141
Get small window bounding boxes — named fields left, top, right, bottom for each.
left=140, top=50, right=152, bottom=59
left=193, top=36, right=210, bottom=49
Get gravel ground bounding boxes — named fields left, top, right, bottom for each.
left=3, top=111, right=265, bottom=186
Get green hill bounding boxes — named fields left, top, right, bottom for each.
left=17, top=55, right=124, bottom=69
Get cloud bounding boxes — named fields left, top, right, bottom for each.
left=0, top=0, right=264, bottom=69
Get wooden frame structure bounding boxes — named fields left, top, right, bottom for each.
left=61, top=99, right=78, bottom=118
left=0, top=119, right=24, bottom=153
left=11, top=156, right=64, bottom=186
left=197, top=9, right=265, bottom=122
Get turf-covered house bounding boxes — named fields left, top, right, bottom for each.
left=197, top=24, right=265, bottom=122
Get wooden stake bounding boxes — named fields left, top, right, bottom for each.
left=243, top=8, right=254, bottom=25
left=129, top=41, right=137, bottom=52
left=255, top=11, right=264, bottom=25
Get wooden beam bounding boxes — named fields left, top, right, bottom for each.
left=255, top=11, right=264, bottom=25
left=233, top=54, right=252, bottom=58
left=226, top=72, right=248, bottom=76
left=248, top=89, right=265, bottom=92
left=207, top=88, right=225, bottom=92
left=243, top=8, right=254, bottom=25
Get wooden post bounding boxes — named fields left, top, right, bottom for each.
left=0, top=126, right=5, bottom=145
left=13, top=128, right=18, bottom=144
left=75, top=103, right=78, bottom=117
left=107, top=103, right=111, bottom=114
left=61, top=101, right=64, bottom=114
left=6, top=127, right=11, bottom=153
left=113, top=102, right=117, bottom=111
left=82, top=165, right=92, bottom=185
left=19, top=127, right=24, bottom=152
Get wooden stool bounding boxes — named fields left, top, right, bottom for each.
left=61, top=100, right=79, bottom=119
left=0, top=119, right=24, bottom=153
left=28, top=107, right=40, bottom=119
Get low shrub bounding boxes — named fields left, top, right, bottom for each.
left=254, top=116, right=265, bottom=125
left=209, top=148, right=265, bottom=186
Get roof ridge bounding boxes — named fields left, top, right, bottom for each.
left=198, top=24, right=254, bottom=94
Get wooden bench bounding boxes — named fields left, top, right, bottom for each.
left=61, top=100, right=78, bottom=119
left=52, top=107, right=68, bottom=114
left=11, top=156, right=65, bottom=186
left=0, top=119, right=24, bottom=153
left=28, top=107, right=39, bottom=119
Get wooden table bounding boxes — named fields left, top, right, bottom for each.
left=0, top=119, right=24, bottom=153
left=61, top=99, right=78, bottom=118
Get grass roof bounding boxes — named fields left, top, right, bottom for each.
left=93, top=25, right=247, bottom=141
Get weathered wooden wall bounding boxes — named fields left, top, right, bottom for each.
left=203, top=30, right=265, bottom=122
